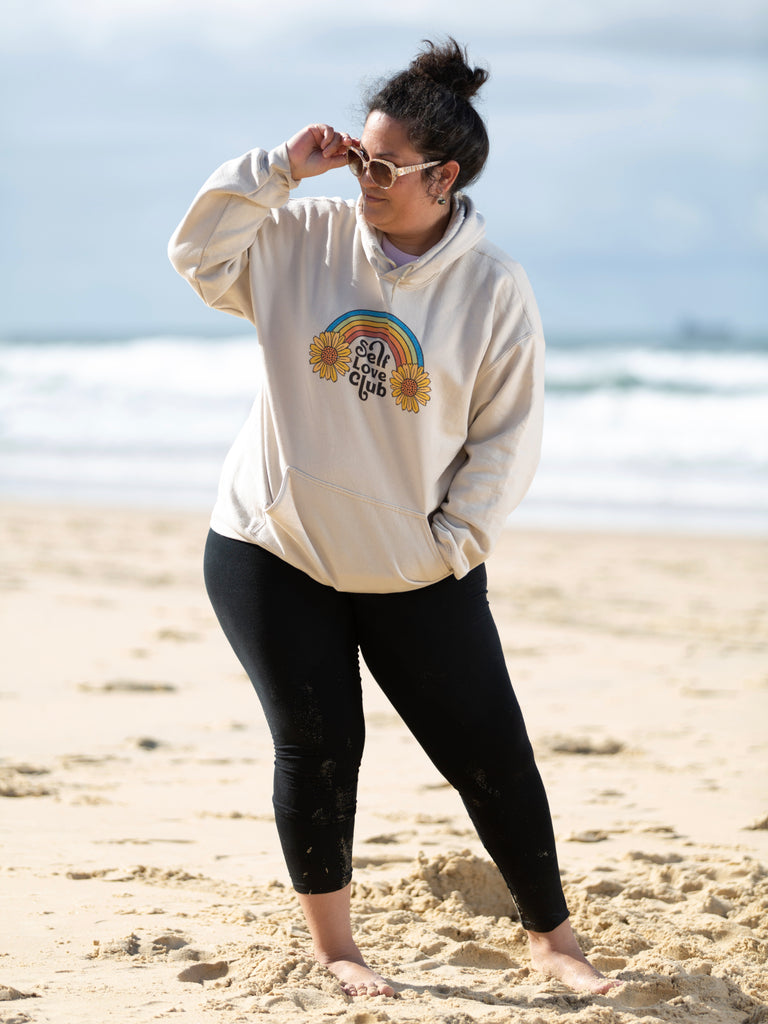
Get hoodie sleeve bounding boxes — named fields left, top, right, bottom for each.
left=167, top=144, right=298, bottom=322
left=431, top=275, right=545, bottom=579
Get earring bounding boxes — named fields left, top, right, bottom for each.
left=437, top=195, right=447, bottom=206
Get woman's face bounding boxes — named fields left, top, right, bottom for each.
left=358, top=112, right=454, bottom=254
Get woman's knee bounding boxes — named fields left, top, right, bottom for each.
left=273, top=748, right=361, bottom=823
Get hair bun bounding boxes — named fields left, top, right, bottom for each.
left=410, top=38, right=489, bottom=102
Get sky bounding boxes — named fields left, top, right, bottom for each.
left=1, top=0, right=766, bottom=337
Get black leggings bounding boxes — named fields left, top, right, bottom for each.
left=203, top=530, right=568, bottom=932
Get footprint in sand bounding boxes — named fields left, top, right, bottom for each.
left=79, top=680, right=178, bottom=693
left=93, top=930, right=214, bottom=968
left=135, top=737, right=164, bottom=750
left=0, top=764, right=53, bottom=798
left=151, top=932, right=189, bottom=953
left=0, top=984, right=38, bottom=1001
left=614, top=975, right=679, bottom=1007
left=567, top=829, right=610, bottom=843
left=546, top=735, right=625, bottom=755
left=176, top=961, right=229, bottom=984
left=155, top=628, right=200, bottom=643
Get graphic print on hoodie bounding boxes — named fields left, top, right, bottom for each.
left=310, top=309, right=431, bottom=413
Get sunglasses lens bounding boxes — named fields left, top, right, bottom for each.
left=369, top=161, right=395, bottom=188
left=347, top=149, right=396, bottom=188
left=347, top=150, right=364, bottom=177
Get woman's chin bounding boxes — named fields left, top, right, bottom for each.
left=362, top=196, right=388, bottom=222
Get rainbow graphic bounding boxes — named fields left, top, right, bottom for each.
left=311, top=308, right=432, bottom=412
left=325, top=309, right=425, bottom=369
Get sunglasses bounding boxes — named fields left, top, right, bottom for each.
left=347, top=145, right=441, bottom=190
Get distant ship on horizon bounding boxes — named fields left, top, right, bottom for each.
left=677, top=319, right=733, bottom=342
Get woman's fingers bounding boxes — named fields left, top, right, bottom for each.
left=287, top=124, right=353, bottom=179
left=313, top=124, right=353, bottom=159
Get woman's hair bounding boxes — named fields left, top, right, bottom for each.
left=364, top=37, right=489, bottom=194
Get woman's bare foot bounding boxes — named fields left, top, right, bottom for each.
left=317, top=950, right=395, bottom=997
left=296, top=885, right=394, bottom=997
left=528, top=919, right=622, bottom=995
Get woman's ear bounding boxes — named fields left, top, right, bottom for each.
left=440, top=160, right=461, bottom=193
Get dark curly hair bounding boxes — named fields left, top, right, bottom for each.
left=364, top=38, right=489, bottom=195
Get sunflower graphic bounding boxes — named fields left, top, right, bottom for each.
left=390, top=363, right=431, bottom=413
left=309, top=331, right=351, bottom=382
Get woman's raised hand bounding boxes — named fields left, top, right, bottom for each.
left=286, top=124, right=357, bottom=181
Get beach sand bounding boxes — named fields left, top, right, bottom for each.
left=1, top=502, right=766, bottom=1023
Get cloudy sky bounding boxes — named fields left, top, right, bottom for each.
left=2, top=0, right=765, bottom=336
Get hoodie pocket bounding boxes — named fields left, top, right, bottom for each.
left=262, top=466, right=449, bottom=593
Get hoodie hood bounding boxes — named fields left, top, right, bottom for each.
left=356, top=193, right=487, bottom=289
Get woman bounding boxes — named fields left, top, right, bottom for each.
left=169, top=39, right=618, bottom=998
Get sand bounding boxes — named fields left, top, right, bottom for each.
left=0, top=502, right=766, bottom=1024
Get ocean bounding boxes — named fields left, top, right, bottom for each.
left=1, top=330, right=766, bottom=535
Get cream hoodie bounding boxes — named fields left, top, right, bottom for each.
left=168, top=144, right=545, bottom=593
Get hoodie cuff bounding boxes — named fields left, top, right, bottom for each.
left=268, top=142, right=302, bottom=190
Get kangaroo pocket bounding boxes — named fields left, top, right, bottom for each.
left=260, top=466, right=449, bottom=593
